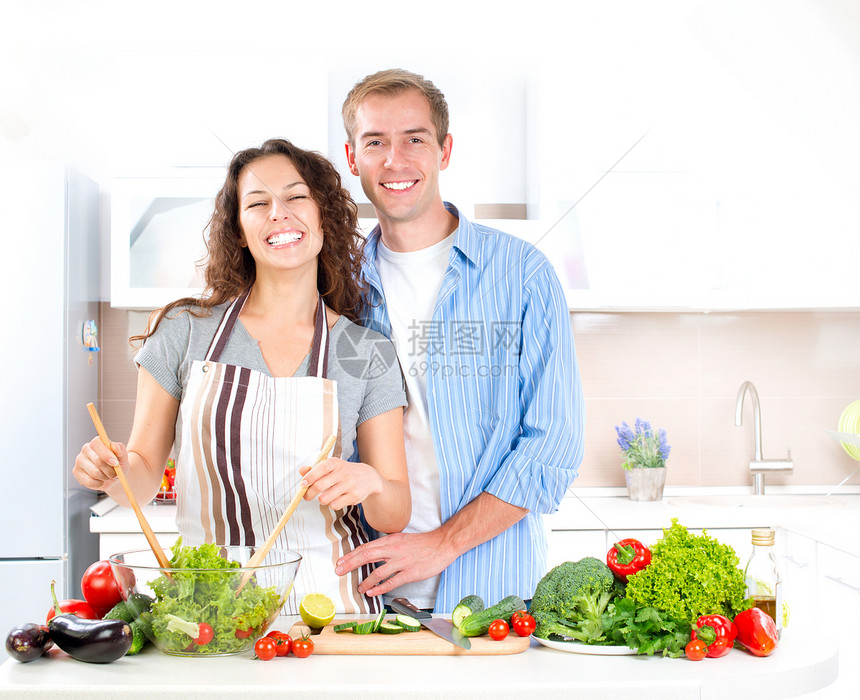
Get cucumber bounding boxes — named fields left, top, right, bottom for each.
left=103, top=601, right=135, bottom=624
left=333, top=622, right=357, bottom=633
left=394, top=614, right=421, bottom=632
left=353, top=621, right=377, bottom=635
left=126, top=621, right=147, bottom=655
left=451, top=594, right=484, bottom=630
left=457, top=595, right=525, bottom=637
left=377, top=622, right=404, bottom=634
left=370, top=607, right=386, bottom=633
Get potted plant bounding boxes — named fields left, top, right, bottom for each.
left=615, top=418, right=671, bottom=501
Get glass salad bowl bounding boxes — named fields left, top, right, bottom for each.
left=108, top=543, right=301, bottom=657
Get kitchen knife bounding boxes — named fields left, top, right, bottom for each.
left=389, top=597, right=471, bottom=650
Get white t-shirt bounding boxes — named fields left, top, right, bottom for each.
left=376, top=233, right=455, bottom=609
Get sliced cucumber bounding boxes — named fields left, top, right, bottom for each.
left=370, top=607, right=387, bottom=633
left=451, top=594, right=484, bottom=630
left=378, top=622, right=405, bottom=634
left=333, top=621, right=357, bottom=633
left=352, top=620, right=377, bottom=635
left=394, top=614, right=421, bottom=632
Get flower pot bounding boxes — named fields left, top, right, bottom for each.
left=624, top=467, right=667, bottom=501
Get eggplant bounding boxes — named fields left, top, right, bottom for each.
left=47, top=580, right=132, bottom=663
left=48, top=613, right=133, bottom=663
left=5, top=623, right=53, bottom=662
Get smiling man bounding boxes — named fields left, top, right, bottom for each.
left=335, top=69, right=585, bottom=612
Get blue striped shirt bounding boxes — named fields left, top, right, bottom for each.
left=360, top=203, right=585, bottom=612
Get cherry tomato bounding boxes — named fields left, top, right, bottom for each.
left=194, top=622, right=214, bottom=646
left=46, top=598, right=100, bottom=625
left=235, top=627, right=254, bottom=639
left=81, top=560, right=123, bottom=611
left=292, top=634, right=314, bottom=658
left=488, top=619, right=509, bottom=641
left=254, top=637, right=277, bottom=661
left=266, top=630, right=292, bottom=656
left=510, top=610, right=536, bottom=637
left=685, top=639, right=708, bottom=661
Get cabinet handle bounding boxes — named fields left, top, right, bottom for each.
left=824, top=575, right=860, bottom=594
left=783, top=555, right=809, bottom=569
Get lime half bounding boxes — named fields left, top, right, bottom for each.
left=300, top=593, right=336, bottom=628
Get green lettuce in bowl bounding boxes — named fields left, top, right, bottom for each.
left=110, top=539, right=301, bottom=656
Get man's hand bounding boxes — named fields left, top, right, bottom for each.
left=334, top=530, right=458, bottom=597
left=335, top=492, right=527, bottom=598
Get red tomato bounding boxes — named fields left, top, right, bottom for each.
left=81, top=560, right=123, bottom=611
left=193, top=622, right=214, bottom=646
left=685, top=639, right=708, bottom=661
left=254, top=637, right=277, bottom=661
left=510, top=610, right=536, bottom=637
left=488, top=619, right=509, bottom=641
left=266, top=630, right=292, bottom=656
left=292, top=634, right=314, bottom=658
left=46, top=599, right=100, bottom=625
left=235, top=627, right=254, bottom=639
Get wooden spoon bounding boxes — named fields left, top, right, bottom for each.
left=236, top=432, right=337, bottom=594
left=87, top=402, right=172, bottom=572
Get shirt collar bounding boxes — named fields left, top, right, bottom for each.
left=364, top=202, right=481, bottom=269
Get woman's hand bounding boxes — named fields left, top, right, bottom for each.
left=299, top=458, right=383, bottom=511
left=73, top=437, right=129, bottom=491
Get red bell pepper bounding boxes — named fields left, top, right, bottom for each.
left=734, top=607, right=778, bottom=657
left=690, top=614, right=737, bottom=658
left=606, top=538, right=652, bottom=582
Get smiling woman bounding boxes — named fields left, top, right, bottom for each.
left=72, top=139, right=411, bottom=615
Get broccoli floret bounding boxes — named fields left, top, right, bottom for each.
left=531, top=557, right=621, bottom=643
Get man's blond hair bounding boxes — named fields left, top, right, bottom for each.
left=342, top=69, right=449, bottom=148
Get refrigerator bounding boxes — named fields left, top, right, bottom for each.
left=0, top=160, right=101, bottom=660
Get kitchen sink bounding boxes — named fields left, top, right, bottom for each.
left=667, top=494, right=846, bottom=509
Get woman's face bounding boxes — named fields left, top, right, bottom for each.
left=236, top=154, right=323, bottom=278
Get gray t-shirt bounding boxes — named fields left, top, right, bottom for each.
left=135, top=303, right=406, bottom=463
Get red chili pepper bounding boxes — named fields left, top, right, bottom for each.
left=734, top=607, right=778, bottom=657
left=606, top=538, right=652, bottom=582
left=690, top=614, right=737, bottom=658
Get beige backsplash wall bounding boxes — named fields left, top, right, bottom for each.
left=99, top=304, right=860, bottom=490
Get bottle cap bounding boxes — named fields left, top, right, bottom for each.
left=751, top=528, right=775, bottom=545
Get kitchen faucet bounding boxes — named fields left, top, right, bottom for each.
left=735, top=381, right=793, bottom=495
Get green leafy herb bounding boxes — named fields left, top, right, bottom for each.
left=602, top=597, right=692, bottom=657
left=148, top=539, right=282, bottom=655
left=624, top=519, right=752, bottom=624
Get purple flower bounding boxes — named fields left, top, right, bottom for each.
left=614, top=417, right=670, bottom=469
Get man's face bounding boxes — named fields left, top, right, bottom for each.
left=345, top=89, right=452, bottom=228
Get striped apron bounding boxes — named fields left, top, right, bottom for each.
left=175, top=289, right=378, bottom=614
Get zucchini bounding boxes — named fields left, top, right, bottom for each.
left=377, top=622, right=404, bottom=634
left=394, top=614, right=421, bottom=632
left=451, top=595, right=484, bottom=630
left=333, top=622, right=357, bottom=633
left=457, top=595, right=525, bottom=637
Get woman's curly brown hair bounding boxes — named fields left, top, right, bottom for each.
left=133, top=139, right=366, bottom=345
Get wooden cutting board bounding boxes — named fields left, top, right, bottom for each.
left=288, top=617, right=531, bottom=655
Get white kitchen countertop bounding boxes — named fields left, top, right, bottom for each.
left=0, top=616, right=837, bottom=699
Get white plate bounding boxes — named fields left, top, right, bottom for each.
left=533, top=636, right=637, bottom=655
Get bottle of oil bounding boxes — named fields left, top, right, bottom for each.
left=743, top=528, right=783, bottom=637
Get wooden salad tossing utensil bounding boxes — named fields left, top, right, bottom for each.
left=236, top=432, right=338, bottom=594
left=87, top=402, right=172, bottom=572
